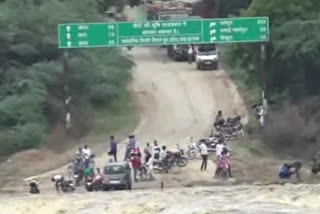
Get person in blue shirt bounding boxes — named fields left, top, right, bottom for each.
left=108, top=136, right=117, bottom=162
left=278, top=162, right=302, bottom=180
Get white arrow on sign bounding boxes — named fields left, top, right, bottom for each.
left=67, top=33, right=71, bottom=40
left=210, top=22, right=217, bottom=28
left=210, top=29, right=217, bottom=35
left=210, top=37, right=217, bottom=42
left=67, top=41, right=72, bottom=47
left=66, top=25, right=71, bottom=32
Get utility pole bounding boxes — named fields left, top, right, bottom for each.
left=63, top=51, right=72, bottom=133
left=143, top=0, right=147, bottom=21
left=260, top=43, right=268, bottom=124
left=214, top=0, right=221, bottom=18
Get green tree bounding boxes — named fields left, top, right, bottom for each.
left=227, top=0, right=320, bottom=101
left=0, top=0, right=134, bottom=157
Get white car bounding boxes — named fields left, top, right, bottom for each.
left=195, top=46, right=219, bottom=70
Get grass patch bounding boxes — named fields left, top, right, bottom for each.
left=221, top=46, right=261, bottom=106
left=220, top=45, right=270, bottom=155
left=86, top=92, right=138, bottom=144
left=231, top=138, right=273, bottom=158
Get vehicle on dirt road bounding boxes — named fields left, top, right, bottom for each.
left=174, top=149, right=188, bottom=167
left=195, top=45, right=219, bottom=70
left=103, top=161, right=132, bottom=190
left=214, top=116, right=244, bottom=139
left=167, top=44, right=191, bottom=61
left=154, top=150, right=188, bottom=173
left=198, top=138, right=217, bottom=153
left=186, top=144, right=198, bottom=159
left=60, top=180, right=75, bottom=193
left=85, top=176, right=104, bottom=192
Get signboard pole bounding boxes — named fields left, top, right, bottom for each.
left=260, top=43, right=268, bottom=117
left=63, top=51, right=72, bottom=133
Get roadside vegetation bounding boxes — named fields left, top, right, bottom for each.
left=0, top=0, right=136, bottom=158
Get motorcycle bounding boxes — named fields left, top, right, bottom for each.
left=153, top=154, right=177, bottom=173
left=74, top=168, right=84, bottom=186
left=60, top=180, right=75, bottom=193
left=85, top=176, right=104, bottom=192
left=186, top=145, right=198, bottom=159
left=173, top=149, right=188, bottom=167
left=214, top=116, right=244, bottom=139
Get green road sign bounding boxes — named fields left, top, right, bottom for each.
left=58, top=17, right=269, bottom=49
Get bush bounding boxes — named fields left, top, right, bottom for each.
left=263, top=100, right=320, bottom=158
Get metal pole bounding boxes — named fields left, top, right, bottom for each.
left=144, top=0, right=147, bottom=21
left=63, top=51, right=72, bottom=133
left=260, top=43, right=268, bottom=122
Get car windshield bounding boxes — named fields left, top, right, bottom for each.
left=178, top=45, right=189, bottom=50
left=104, top=165, right=125, bottom=175
left=198, top=51, right=217, bottom=56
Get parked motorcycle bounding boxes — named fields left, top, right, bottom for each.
left=214, top=116, right=244, bottom=139
left=173, top=149, right=188, bottom=167
left=60, top=180, right=75, bottom=193
left=186, top=145, right=198, bottom=159
left=74, top=168, right=84, bottom=186
left=85, top=176, right=104, bottom=192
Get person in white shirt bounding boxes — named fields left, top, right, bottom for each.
left=153, top=140, right=161, bottom=161
left=82, top=145, right=92, bottom=159
left=51, top=174, right=64, bottom=193
left=188, top=45, right=193, bottom=64
left=160, top=146, right=167, bottom=161
left=216, top=141, right=225, bottom=159
left=200, top=141, right=208, bottom=171
left=145, top=152, right=155, bottom=181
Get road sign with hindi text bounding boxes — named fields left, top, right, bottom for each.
left=58, top=17, right=269, bottom=48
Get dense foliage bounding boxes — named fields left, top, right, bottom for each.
left=193, top=0, right=252, bottom=18
left=227, top=0, right=320, bottom=102
left=222, top=0, right=320, bottom=157
left=0, top=0, right=133, bottom=156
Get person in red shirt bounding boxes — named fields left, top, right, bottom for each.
left=215, top=148, right=232, bottom=178
left=130, top=148, right=141, bottom=182
left=221, top=148, right=232, bottom=177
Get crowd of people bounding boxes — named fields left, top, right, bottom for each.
left=121, top=135, right=184, bottom=182
left=24, top=111, right=313, bottom=194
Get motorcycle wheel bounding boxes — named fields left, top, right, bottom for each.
left=187, top=151, right=197, bottom=160
left=85, top=184, right=93, bottom=192
left=177, top=157, right=188, bottom=167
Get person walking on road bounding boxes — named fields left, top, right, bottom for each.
left=216, top=140, right=225, bottom=159
left=188, top=45, right=193, bottom=64
left=130, top=147, right=141, bottom=182
left=145, top=151, right=155, bottom=181
left=109, top=136, right=117, bottom=162
left=153, top=140, right=161, bottom=161
left=200, top=141, right=208, bottom=171
left=125, top=135, right=137, bottom=160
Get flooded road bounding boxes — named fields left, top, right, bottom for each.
left=1, top=184, right=320, bottom=214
